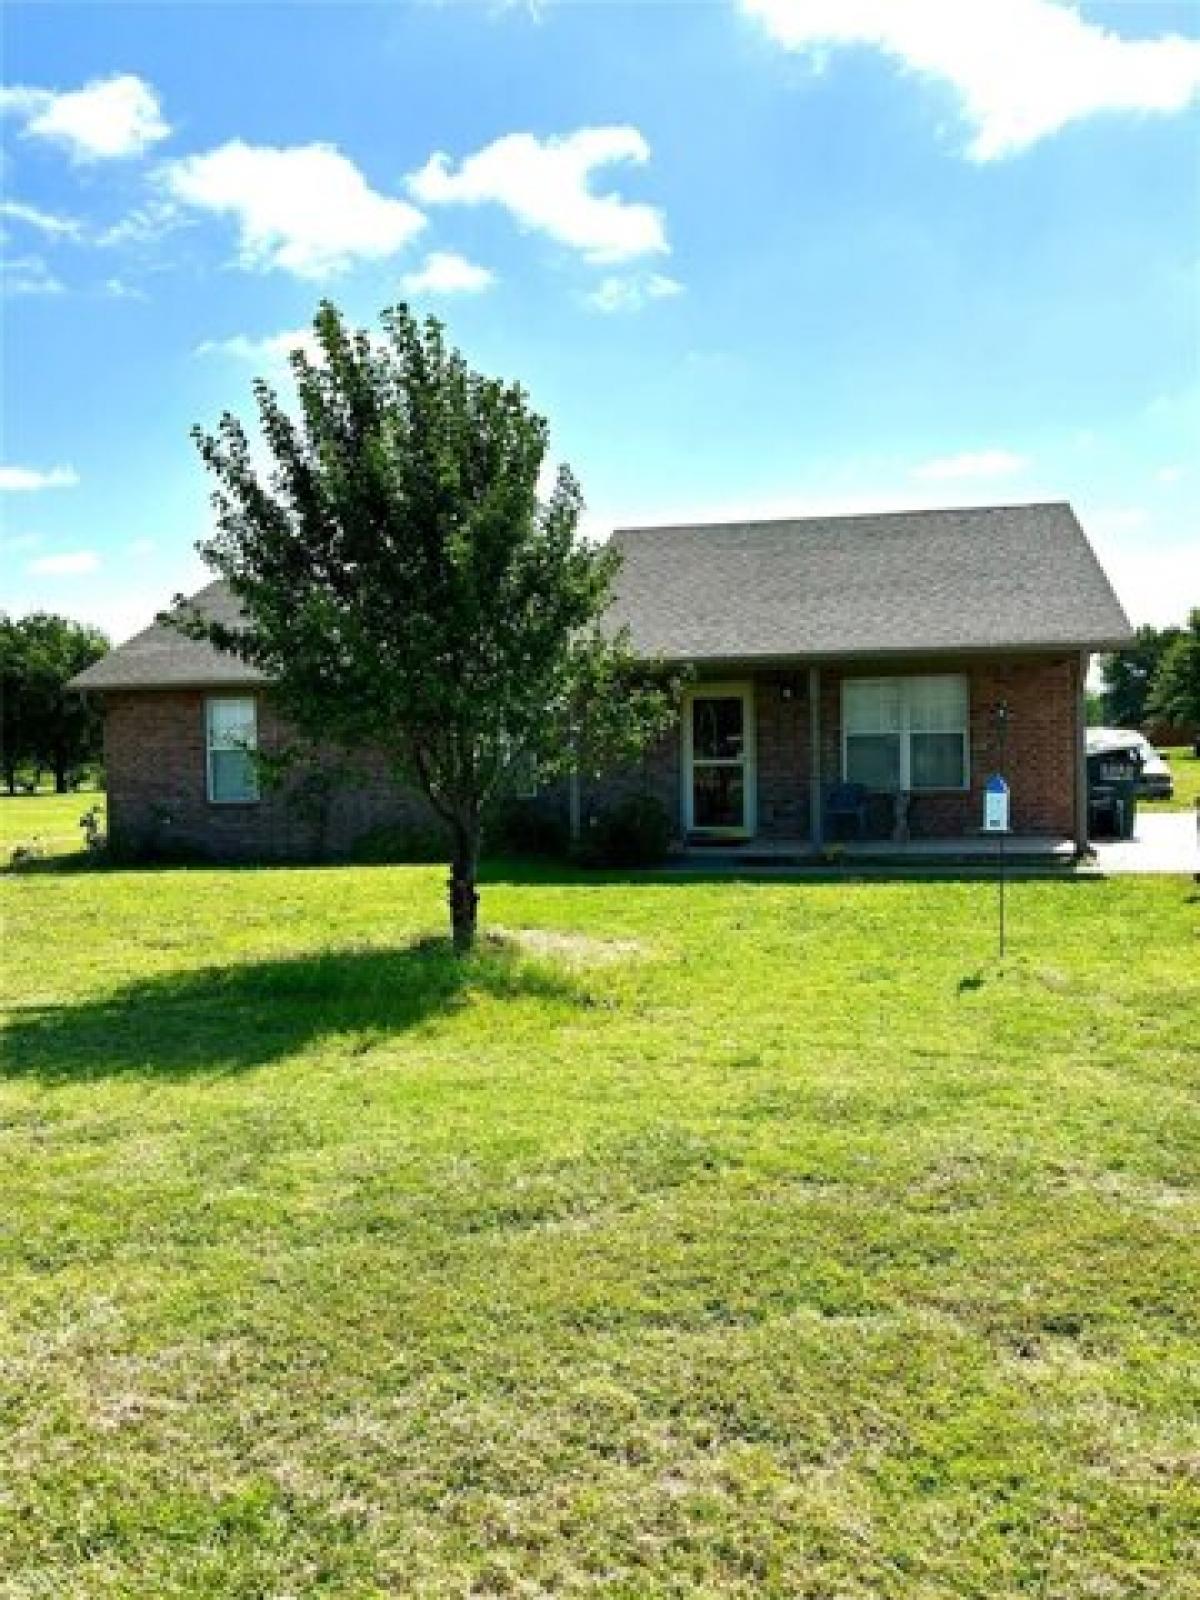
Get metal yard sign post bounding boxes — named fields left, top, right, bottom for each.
left=984, top=702, right=1011, bottom=958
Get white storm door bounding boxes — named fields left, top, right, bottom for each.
left=684, top=684, right=756, bottom=834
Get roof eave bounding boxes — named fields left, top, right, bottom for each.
left=634, top=635, right=1135, bottom=669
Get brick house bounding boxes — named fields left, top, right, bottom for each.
left=70, top=502, right=1133, bottom=859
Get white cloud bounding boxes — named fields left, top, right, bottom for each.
left=400, top=250, right=495, bottom=294
left=97, top=199, right=183, bottom=250
left=584, top=271, right=684, bottom=313
left=126, top=538, right=157, bottom=557
left=912, top=448, right=1029, bottom=482
left=194, top=326, right=324, bottom=364
left=0, top=200, right=83, bottom=239
left=2, top=255, right=65, bottom=296
left=0, top=464, right=79, bottom=491
left=408, top=127, right=667, bottom=261
left=165, top=141, right=426, bottom=278
left=1156, top=464, right=1186, bottom=486
left=0, top=74, right=169, bottom=161
left=27, top=550, right=100, bottom=576
left=741, top=0, right=1200, bottom=159
left=103, top=277, right=148, bottom=300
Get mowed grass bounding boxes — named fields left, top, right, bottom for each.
left=1, top=847, right=1198, bottom=1598
left=1143, top=746, right=1200, bottom=812
left=1, top=788, right=104, bottom=861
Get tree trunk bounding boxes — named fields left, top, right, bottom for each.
left=448, top=826, right=480, bottom=954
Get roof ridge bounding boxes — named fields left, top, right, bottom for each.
left=611, top=501, right=1072, bottom=536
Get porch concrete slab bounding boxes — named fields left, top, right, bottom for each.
left=673, top=814, right=1199, bottom=875
left=1087, top=812, right=1199, bottom=876
left=677, top=835, right=1076, bottom=870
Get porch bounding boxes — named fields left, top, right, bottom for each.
left=672, top=656, right=1088, bottom=851
left=678, top=833, right=1078, bottom=869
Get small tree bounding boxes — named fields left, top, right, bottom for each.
left=1098, top=624, right=1180, bottom=729
left=1147, top=609, right=1200, bottom=730
left=181, top=302, right=679, bottom=950
left=0, top=612, right=108, bottom=792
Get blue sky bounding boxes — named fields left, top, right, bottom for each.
left=3, top=0, right=1198, bottom=643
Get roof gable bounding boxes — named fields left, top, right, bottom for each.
left=68, top=581, right=265, bottom=692
left=69, top=502, right=1133, bottom=692
left=605, top=502, right=1132, bottom=661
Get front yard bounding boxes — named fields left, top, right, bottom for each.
left=1144, top=745, right=1200, bottom=812
left=1, top=842, right=1197, bottom=1596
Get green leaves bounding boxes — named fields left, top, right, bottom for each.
left=184, top=300, right=681, bottom=937
left=0, top=612, right=109, bottom=791
left=1147, top=609, right=1200, bottom=727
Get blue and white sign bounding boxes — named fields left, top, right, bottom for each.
left=983, top=774, right=1010, bottom=834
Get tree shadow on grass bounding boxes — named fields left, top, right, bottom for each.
left=2, top=936, right=587, bottom=1084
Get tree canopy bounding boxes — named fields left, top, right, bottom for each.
left=1147, top=609, right=1200, bottom=729
left=182, top=301, right=679, bottom=948
left=0, top=612, right=109, bottom=793
left=1098, top=623, right=1180, bottom=729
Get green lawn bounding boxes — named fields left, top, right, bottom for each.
left=1143, top=746, right=1200, bottom=812
left=2, top=840, right=1198, bottom=1597
left=0, top=787, right=104, bottom=860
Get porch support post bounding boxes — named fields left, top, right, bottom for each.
left=1075, top=649, right=1089, bottom=854
left=808, top=664, right=823, bottom=849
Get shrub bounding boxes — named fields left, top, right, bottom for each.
left=349, top=821, right=449, bottom=864
left=487, top=799, right=570, bottom=859
left=582, top=793, right=671, bottom=868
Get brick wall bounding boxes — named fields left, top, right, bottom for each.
left=102, top=651, right=1081, bottom=859
left=103, top=689, right=435, bottom=861
left=819, top=653, right=1080, bottom=838
left=575, top=652, right=1080, bottom=844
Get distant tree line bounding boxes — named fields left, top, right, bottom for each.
left=1097, top=610, right=1200, bottom=733
left=0, top=613, right=109, bottom=793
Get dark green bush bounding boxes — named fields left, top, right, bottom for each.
left=349, top=821, right=449, bottom=864
left=582, top=793, right=671, bottom=868
left=488, top=799, right=570, bottom=859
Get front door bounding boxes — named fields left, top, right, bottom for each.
left=684, top=684, right=755, bottom=835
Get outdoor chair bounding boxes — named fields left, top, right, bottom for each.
left=826, top=782, right=870, bottom=840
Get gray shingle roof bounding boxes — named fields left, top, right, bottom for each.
left=69, top=502, right=1133, bottom=692
left=68, top=581, right=266, bottom=691
left=605, top=502, right=1133, bottom=661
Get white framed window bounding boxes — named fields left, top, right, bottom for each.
left=206, top=696, right=259, bottom=804
left=842, top=675, right=969, bottom=791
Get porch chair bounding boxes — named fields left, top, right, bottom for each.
left=825, top=782, right=870, bottom=840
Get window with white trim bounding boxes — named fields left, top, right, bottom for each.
left=206, top=696, right=259, bottom=803
left=842, top=675, right=969, bottom=791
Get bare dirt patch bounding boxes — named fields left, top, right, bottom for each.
left=488, top=927, right=647, bottom=966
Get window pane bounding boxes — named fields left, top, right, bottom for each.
left=911, top=732, right=965, bottom=789
left=692, top=697, right=744, bottom=760
left=844, top=679, right=902, bottom=735
left=693, top=764, right=745, bottom=828
left=845, top=734, right=901, bottom=790
left=907, top=675, right=968, bottom=733
left=210, top=748, right=258, bottom=803
left=209, top=697, right=256, bottom=751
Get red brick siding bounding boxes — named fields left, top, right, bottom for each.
left=753, top=674, right=811, bottom=838
left=577, top=724, right=681, bottom=826
left=582, top=653, right=1079, bottom=843
left=103, top=690, right=435, bottom=860
left=102, top=652, right=1081, bottom=858
left=818, top=654, right=1080, bottom=838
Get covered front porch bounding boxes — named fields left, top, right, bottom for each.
left=674, top=654, right=1088, bottom=852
